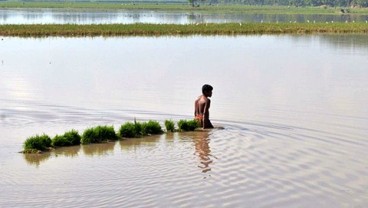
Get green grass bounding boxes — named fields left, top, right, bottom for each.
left=119, top=121, right=142, bottom=138
left=178, top=119, right=199, bottom=131
left=81, top=125, right=118, bottom=144
left=119, top=120, right=163, bottom=138
left=165, top=120, right=176, bottom=132
left=141, top=120, right=164, bottom=135
left=52, top=129, right=81, bottom=147
left=23, top=134, right=52, bottom=152
left=1, top=23, right=367, bottom=37
left=1, top=2, right=368, bottom=14
left=21, top=119, right=203, bottom=153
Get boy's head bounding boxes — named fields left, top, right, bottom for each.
left=202, top=84, right=213, bottom=97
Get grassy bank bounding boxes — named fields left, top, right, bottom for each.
left=1, top=2, right=368, bottom=14
left=0, top=23, right=367, bottom=37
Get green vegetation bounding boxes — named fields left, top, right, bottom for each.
left=0, top=2, right=367, bottom=13
left=52, top=135, right=70, bottom=147
left=81, top=125, right=118, bottom=144
left=119, top=120, right=163, bottom=138
left=52, top=130, right=81, bottom=147
left=1, top=23, right=367, bottom=37
left=165, top=120, right=176, bottom=132
left=22, top=119, right=203, bottom=153
left=141, top=120, right=164, bottom=135
left=23, top=134, right=52, bottom=152
left=119, top=121, right=142, bottom=138
left=178, top=119, right=199, bottom=131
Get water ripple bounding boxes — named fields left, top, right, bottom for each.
left=0, top=99, right=368, bottom=207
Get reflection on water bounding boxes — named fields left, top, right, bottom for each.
left=196, top=138, right=212, bottom=173
left=319, top=34, right=368, bottom=50
left=22, top=133, right=212, bottom=170
left=55, top=145, right=81, bottom=157
left=119, top=135, right=163, bottom=152
left=192, top=131, right=213, bottom=173
left=23, top=145, right=81, bottom=167
left=82, top=141, right=116, bottom=156
left=23, top=152, right=51, bottom=167
left=0, top=8, right=368, bottom=24
left=0, top=34, right=368, bottom=207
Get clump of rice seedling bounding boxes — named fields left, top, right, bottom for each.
left=96, top=126, right=118, bottom=141
left=177, top=119, right=199, bottom=131
left=81, top=128, right=97, bottom=144
left=52, top=135, right=69, bottom=147
left=119, top=121, right=142, bottom=138
left=63, top=130, right=81, bottom=145
left=133, top=121, right=142, bottom=136
left=141, top=120, right=163, bottom=135
left=164, top=120, right=175, bottom=132
left=23, top=134, right=52, bottom=152
left=52, top=129, right=81, bottom=147
left=81, top=125, right=117, bottom=144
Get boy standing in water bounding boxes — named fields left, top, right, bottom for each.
left=195, top=84, right=214, bottom=129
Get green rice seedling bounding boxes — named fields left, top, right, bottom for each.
left=52, top=135, right=69, bottom=147
left=177, top=120, right=188, bottom=131
left=23, top=134, right=52, bottom=151
left=133, top=121, right=142, bottom=136
left=95, top=125, right=118, bottom=140
left=119, top=122, right=141, bottom=138
left=141, top=120, right=163, bottom=135
left=63, top=129, right=81, bottom=145
left=52, top=129, right=81, bottom=147
left=148, top=120, right=163, bottom=134
left=187, top=119, right=200, bottom=130
left=81, top=125, right=117, bottom=144
left=81, top=127, right=97, bottom=144
left=164, top=120, right=175, bottom=132
left=177, top=119, right=199, bottom=131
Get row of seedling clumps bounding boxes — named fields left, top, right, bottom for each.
left=22, top=119, right=199, bottom=153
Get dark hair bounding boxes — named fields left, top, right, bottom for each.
left=202, top=84, right=213, bottom=94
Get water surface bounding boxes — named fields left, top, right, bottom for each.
left=0, top=35, right=368, bottom=207
left=1, top=8, right=368, bottom=24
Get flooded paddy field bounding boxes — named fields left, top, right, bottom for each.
left=0, top=35, right=368, bottom=207
left=1, top=8, right=368, bottom=25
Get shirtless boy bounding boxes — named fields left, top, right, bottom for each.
left=194, top=84, right=214, bottom=129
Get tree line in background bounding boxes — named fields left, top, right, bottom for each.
left=191, top=0, right=368, bottom=7
left=1, top=0, right=367, bottom=8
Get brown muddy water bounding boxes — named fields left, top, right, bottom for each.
left=0, top=35, right=368, bottom=207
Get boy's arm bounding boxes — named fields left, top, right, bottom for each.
left=204, top=99, right=210, bottom=116
left=194, top=99, right=198, bottom=116
left=203, top=99, right=213, bottom=128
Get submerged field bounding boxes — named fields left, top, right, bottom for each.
left=0, top=22, right=367, bottom=37
left=2, top=2, right=368, bottom=31
left=1, top=2, right=368, bottom=14
left=1, top=35, right=368, bottom=207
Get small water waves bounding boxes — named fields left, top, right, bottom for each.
left=0, top=98, right=186, bottom=128
left=1, top=35, right=368, bottom=207
left=0, top=98, right=367, bottom=207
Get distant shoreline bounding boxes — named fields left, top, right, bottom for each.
left=0, top=23, right=367, bottom=37
left=1, top=2, right=368, bottom=15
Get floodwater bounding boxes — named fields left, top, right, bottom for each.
left=0, top=34, right=368, bottom=207
left=1, top=8, right=368, bottom=24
